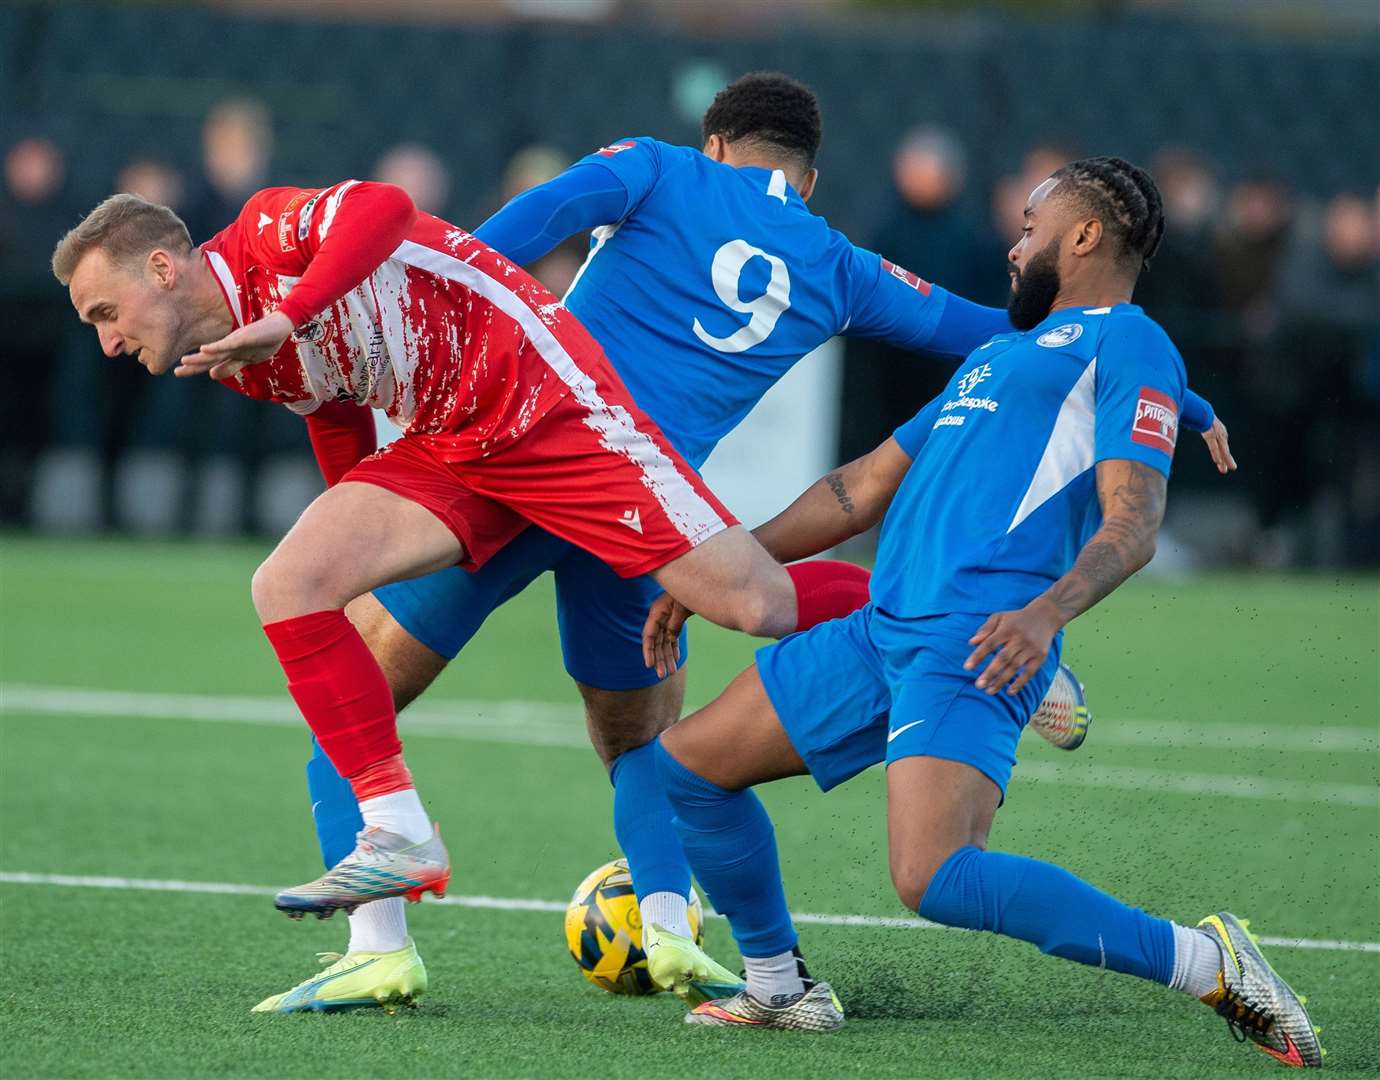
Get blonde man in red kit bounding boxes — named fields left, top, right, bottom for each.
left=54, top=181, right=798, bottom=913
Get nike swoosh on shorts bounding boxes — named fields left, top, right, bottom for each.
left=887, top=719, right=926, bottom=743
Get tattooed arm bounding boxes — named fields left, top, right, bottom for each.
left=964, top=459, right=1168, bottom=695
left=751, top=436, right=915, bottom=564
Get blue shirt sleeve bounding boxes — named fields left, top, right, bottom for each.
left=473, top=137, right=662, bottom=266
left=1093, top=317, right=1189, bottom=478
left=844, top=246, right=1010, bottom=358
left=891, top=392, right=945, bottom=458
left=1181, top=388, right=1214, bottom=433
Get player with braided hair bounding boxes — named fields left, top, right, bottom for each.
left=644, top=160, right=1320, bottom=1068
left=1049, top=156, right=1166, bottom=269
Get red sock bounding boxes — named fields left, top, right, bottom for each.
left=262, top=610, right=406, bottom=790
left=350, top=754, right=415, bottom=801
left=786, top=559, right=871, bottom=633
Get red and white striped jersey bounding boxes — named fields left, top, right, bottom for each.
left=200, top=181, right=607, bottom=460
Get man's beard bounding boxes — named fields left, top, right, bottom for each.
left=1007, top=239, right=1062, bottom=331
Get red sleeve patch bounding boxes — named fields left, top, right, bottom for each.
left=1131, top=386, right=1179, bottom=453
left=881, top=258, right=932, bottom=296
left=595, top=141, right=636, bottom=157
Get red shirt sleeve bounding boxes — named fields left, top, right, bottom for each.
left=304, top=400, right=378, bottom=486
left=237, top=182, right=419, bottom=328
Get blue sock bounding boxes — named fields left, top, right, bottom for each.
left=610, top=742, right=693, bottom=900
left=918, top=846, right=1175, bottom=984
left=655, top=739, right=798, bottom=958
left=306, top=737, right=364, bottom=869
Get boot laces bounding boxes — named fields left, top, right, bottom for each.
left=1214, top=984, right=1273, bottom=1042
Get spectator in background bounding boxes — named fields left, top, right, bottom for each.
left=1133, top=148, right=1231, bottom=489
left=183, top=98, right=273, bottom=243
left=127, top=98, right=310, bottom=536
left=374, top=142, right=451, bottom=217
left=117, top=156, right=186, bottom=211
left=838, top=126, right=988, bottom=464
left=1138, top=147, right=1219, bottom=336
left=873, top=127, right=988, bottom=299
left=493, top=144, right=584, bottom=294
left=1, top=135, right=106, bottom=528
left=1213, top=173, right=1294, bottom=344
left=1261, top=192, right=1380, bottom=563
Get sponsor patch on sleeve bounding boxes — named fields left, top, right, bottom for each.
left=277, top=191, right=312, bottom=254
left=595, top=141, right=636, bottom=157
left=881, top=258, right=932, bottom=296
left=1131, top=386, right=1179, bottom=453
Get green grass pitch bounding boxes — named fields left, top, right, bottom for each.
left=1, top=535, right=1376, bottom=1077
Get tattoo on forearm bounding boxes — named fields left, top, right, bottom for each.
left=1045, top=461, right=1166, bottom=623
left=825, top=472, right=855, bottom=514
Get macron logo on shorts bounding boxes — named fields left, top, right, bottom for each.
left=618, top=508, right=643, bottom=534
left=1131, top=387, right=1179, bottom=454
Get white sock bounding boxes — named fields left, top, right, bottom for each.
left=639, top=891, right=693, bottom=940
left=347, top=898, right=409, bottom=954
left=743, top=949, right=805, bottom=1008
left=1169, top=922, right=1226, bottom=997
left=358, top=789, right=432, bottom=845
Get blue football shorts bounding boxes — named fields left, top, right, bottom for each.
left=755, top=604, right=1061, bottom=796
left=372, top=525, right=687, bottom=691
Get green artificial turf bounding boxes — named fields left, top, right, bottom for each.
left=1, top=535, right=1376, bottom=1077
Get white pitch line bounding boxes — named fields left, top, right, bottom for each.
left=2, top=871, right=1376, bottom=955
left=3, top=684, right=1376, bottom=807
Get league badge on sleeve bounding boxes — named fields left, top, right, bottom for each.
left=596, top=142, right=636, bottom=157
left=1131, top=387, right=1179, bottom=453
left=882, top=258, right=932, bottom=295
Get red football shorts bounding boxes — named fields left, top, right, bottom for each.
left=343, top=367, right=737, bottom=579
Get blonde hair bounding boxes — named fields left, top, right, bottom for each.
left=51, top=193, right=193, bottom=285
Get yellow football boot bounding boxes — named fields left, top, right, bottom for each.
left=643, top=922, right=746, bottom=1007
left=252, top=937, right=427, bottom=1014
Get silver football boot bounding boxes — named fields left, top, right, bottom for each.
left=1198, top=912, right=1323, bottom=1068
left=274, top=825, right=450, bottom=919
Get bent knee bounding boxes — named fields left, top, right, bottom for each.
left=890, top=845, right=965, bottom=913
left=252, top=549, right=341, bottom=623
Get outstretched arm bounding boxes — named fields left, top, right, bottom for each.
left=844, top=248, right=1010, bottom=360
left=964, top=458, right=1167, bottom=694
left=1181, top=390, right=1237, bottom=474
left=474, top=164, right=630, bottom=266
left=752, top=436, right=914, bottom=563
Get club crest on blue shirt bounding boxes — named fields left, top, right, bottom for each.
left=1036, top=323, right=1084, bottom=348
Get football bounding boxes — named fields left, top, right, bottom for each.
left=564, top=858, right=704, bottom=994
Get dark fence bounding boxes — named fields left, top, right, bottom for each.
left=2, top=3, right=1376, bottom=563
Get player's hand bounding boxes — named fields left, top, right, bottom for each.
left=175, top=311, right=295, bottom=380
left=963, top=597, right=1063, bottom=696
left=642, top=590, right=692, bottom=679
left=1200, top=417, right=1237, bottom=475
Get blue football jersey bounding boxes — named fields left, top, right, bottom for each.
left=871, top=304, right=1187, bottom=618
left=559, top=137, right=965, bottom=468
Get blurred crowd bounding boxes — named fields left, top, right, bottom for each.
left=0, top=101, right=584, bottom=539
left=841, top=127, right=1380, bottom=567
left=3, top=104, right=1377, bottom=565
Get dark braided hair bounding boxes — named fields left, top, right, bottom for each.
left=1050, top=156, right=1166, bottom=272
left=701, top=72, right=822, bottom=170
